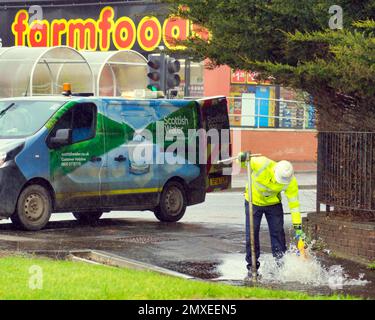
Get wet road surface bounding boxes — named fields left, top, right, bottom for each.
left=0, top=192, right=374, bottom=299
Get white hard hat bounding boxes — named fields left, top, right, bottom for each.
left=274, top=160, right=294, bottom=184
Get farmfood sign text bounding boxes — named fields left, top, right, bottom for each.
left=10, top=6, right=208, bottom=52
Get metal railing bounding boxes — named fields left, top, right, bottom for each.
left=227, top=96, right=316, bottom=130
left=317, top=132, right=375, bottom=213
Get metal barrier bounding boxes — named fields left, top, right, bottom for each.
left=227, top=96, right=315, bottom=130
left=317, top=132, right=375, bottom=213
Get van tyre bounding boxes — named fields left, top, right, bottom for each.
left=72, top=212, right=103, bottom=224
left=154, top=181, right=187, bottom=222
left=11, top=185, right=52, bottom=231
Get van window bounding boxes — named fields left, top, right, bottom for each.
left=50, top=103, right=96, bottom=144
left=0, top=100, right=64, bottom=138
left=72, top=104, right=96, bottom=143
left=52, top=109, right=73, bottom=133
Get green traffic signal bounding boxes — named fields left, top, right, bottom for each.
left=147, top=53, right=164, bottom=93
left=147, top=84, right=159, bottom=92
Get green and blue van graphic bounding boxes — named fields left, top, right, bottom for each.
left=0, top=96, right=231, bottom=230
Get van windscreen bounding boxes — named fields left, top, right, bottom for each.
left=0, top=100, right=64, bottom=138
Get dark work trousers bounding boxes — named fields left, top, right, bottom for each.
left=245, top=200, right=287, bottom=270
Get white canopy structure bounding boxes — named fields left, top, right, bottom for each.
left=0, top=46, right=94, bottom=98
left=81, top=50, right=148, bottom=97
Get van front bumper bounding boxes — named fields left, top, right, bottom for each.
left=0, top=161, right=26, bottom=218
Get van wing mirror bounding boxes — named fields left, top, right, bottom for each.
left=49, top=129, right=72, bottom=148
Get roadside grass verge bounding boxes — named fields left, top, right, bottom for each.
left=0, top=255, right=356, bottom=300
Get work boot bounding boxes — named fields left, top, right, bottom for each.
left=246, top=261, right=260, bottom=271
left=244, top=271, right=261, bottom=284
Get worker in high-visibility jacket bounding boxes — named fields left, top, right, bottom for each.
left=239, top=154, right=305, bottom=272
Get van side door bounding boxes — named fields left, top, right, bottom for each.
left=100, top=100, right=160, bottom=209
left=47, top=102, right=105, bottom=210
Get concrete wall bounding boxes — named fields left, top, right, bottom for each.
left=231, top=129, right=317, bottom=162
left=304, top=213, right=375, bottom=264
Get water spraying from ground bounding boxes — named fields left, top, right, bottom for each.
left=257, top=248, right=368, bottom=288
left=216, top=244, right=369, bottom=290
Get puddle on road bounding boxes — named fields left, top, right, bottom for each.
left=214, top=246, right=372, bottom=298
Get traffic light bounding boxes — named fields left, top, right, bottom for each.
left=147, top=53, right=165, bottom=92
left=165, top=57, right=181, bottom=91
left=147, top=54, right=181, bottom=96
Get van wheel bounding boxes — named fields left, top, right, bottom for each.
left=154, top=181, right=187, bottom=222
left=11, top=185, right=52, bottom=231
left=72, top=212, right=103, bottom=224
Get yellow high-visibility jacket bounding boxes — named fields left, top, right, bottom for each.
left=241, top=156, right=301, bottom=225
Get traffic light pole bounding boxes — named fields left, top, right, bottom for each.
left=184, top=58, right=191, bottom=97
left=159, top=50, right=166, bottom=96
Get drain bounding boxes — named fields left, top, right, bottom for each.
left=116, top=235, right=174, bottom=244
left=163, top=261, right=221, bottom=279
left=69, top=250, right=194, bottom=280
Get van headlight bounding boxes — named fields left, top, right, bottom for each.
left=0, top=144, right=24, bottom=168
left=0, top=153, right=7, bottom=167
